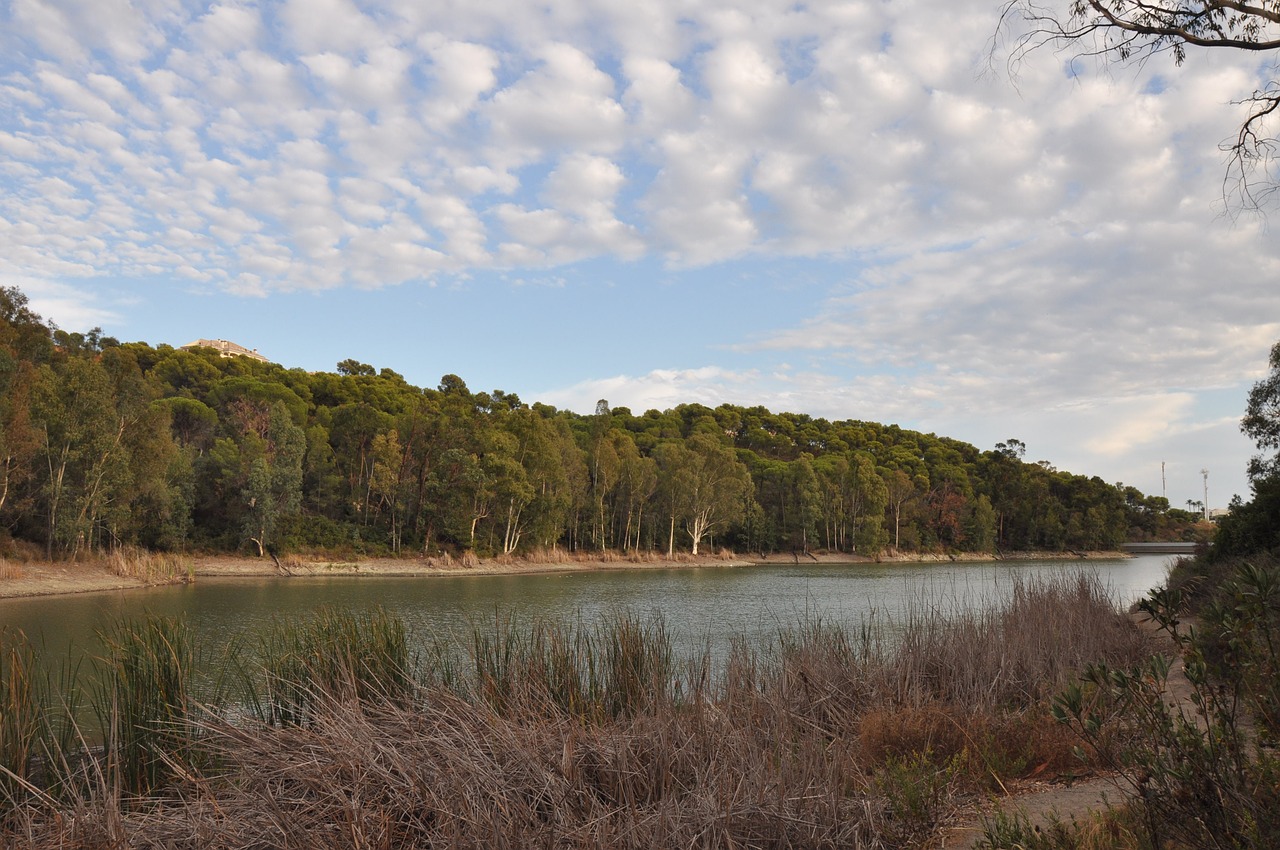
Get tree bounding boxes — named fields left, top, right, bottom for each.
left=656, top=434, right=751, bottom=556
left=790, top=455, right=823, bottom=552
left=1002, top=0, right=1280, bottom=206
left=369, top=429, right=412, bottom=552
left=1202, top=337, right=1280, bottom=558
left=884, top=469, right=920, bottom=550
left=847, top=454, right=889, bottom=554
left=336, top=359, right=375, bottom=377
left=32, top=358, right=127, bottom=557
left=1242, top=338, right=1280, bottom=481
left=240, top=403, right=305, bottom=557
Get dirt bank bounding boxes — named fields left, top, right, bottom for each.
left=0, top=549, right=1132, bottom=600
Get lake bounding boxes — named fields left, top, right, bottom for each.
left=0, top=555, right=1175, bottom=664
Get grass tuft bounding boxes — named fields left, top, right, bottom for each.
left=104, top=545, right=193, bottom=585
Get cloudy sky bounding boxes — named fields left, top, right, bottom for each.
left=2, top=0, right=1277, bottom=510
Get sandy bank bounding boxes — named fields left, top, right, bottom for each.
left=0, top=549, right=1131, bottom=600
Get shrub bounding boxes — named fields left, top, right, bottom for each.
left=1050, top=561, right=1280, bottom=850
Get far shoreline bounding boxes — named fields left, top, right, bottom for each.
left=0, top=549, right=1134, bottom=601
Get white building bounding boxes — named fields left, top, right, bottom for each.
left=180, top=338, right=270, bottom=363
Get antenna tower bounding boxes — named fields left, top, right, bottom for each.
left=1201, top=468, right=1209, bottom=521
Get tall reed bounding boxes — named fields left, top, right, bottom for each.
left=469, top=612, right=678, bottom=720
left=94, top=614, right=195, bottom=794
left=258, top=606, right=412, bottom=726
left=0, top=628, right=43, bottom=799
left=105, top=545, right=193, bottom=585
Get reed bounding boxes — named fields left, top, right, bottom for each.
left=258, top=606, right=412, bottom=726
left=104, top=545, right=193, bottom=585
left=93, top=614, right=196, bottom=794
left=467, top=612, right=679, bottom=721
left=0, top=628, right=43, bottom=800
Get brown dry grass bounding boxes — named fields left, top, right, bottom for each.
left=104, top=545, right=193, bottom=585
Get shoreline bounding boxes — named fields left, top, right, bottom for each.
left=0, top=549, right=1132, bottom=601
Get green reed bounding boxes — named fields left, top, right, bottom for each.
left=258, top=606, right=413, bottom=726
left=468, top=612, right=678, bottom=721
left=0, top=628, right=44, bottom=801
left=93, top=614, right=196, bottom=794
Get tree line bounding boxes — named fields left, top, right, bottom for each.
left=0, top=287, right=1201, bottom=561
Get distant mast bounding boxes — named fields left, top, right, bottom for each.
left=1201, top=468, right=1209, bottom=521
left=1161, top=461, right=1166, bottom=500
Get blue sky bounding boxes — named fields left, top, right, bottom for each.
left=3, top=0, right=1277, bottom=511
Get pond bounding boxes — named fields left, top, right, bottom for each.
left=0, top=555, right=1175, bottom=664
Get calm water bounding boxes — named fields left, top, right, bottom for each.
left=0, top=555, right=1174, bottom=663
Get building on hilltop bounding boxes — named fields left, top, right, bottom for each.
left=180, top=338, right=270, bottom=363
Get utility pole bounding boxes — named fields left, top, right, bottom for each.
left=1161, top=461, right=1166, bottom=501
left=1201, top=468, right=1210, bottom=521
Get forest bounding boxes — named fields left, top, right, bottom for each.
left=0, top=286, right=1202, bottom=562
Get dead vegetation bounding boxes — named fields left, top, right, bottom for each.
left=103, top=545, right=193, bottom=585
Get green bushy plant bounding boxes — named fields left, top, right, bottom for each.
left=1048, top=562, right=1280, bottom=850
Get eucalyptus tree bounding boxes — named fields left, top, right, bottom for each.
left=1209, top=337, right=1280, bottom=556
left=846, top=453, right=889, bottom=554
left=489, top=408, right=574, bottom=555
left=883, top=469, right=920, bottom=550
left=656, top=433, right=752, bottom=556
left=369, top=429, right=412, bottom=553
left=240, top=402, right=306, bottom=558
left=585, top=419, right=620, bottom=551
left=0, top=289, right=52, bottom=530
left=327, top=403, right=392, bottom=524
left=613, top=432, right=657, bottom=551
left=0, top=351, right=39, bottom=525
left=32, top=357, right=125, bottom=557
left=790, top=454, right=823, bottom=552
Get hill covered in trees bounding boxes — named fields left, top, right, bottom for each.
left=0, top=286, right=1201, bottom=562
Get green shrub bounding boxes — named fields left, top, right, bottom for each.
left=1051, top=562, right=1280, bottom=850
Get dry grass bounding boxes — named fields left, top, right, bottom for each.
left=103, top=546, right=193, bottom=585
left=0, top=559, right=23, bottom=579
left=2, top=570, right=1155, bottom=849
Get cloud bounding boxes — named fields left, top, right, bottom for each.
left=538, top=366, right=764, bottom=414
left=0, top=275, right=119, bottom=330
left=280, top=0, right=385, bottom=55
left=2, top=0, right=1274, bottom=297
left=484, top=42, right=627, bottom=162
left=10, top=0, right=171, bottom=64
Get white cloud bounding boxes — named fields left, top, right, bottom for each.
left=484, top=42, right=627, bottom=162
left=11, top=0, right=172, bottom=64
left=193, top=4, right=262, bottom=54
left=539, top=366, right=765, bottom=415
left=280, top=0, right=385, bottom=55
left=621, top=56, right=697, bottom=134
left=0, top=275, right=119, bottom=330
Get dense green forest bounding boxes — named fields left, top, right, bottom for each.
left=0, top=286, right=1201, bottom=561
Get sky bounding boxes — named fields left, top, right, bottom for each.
left=2, top=0, right=1277, bottom=511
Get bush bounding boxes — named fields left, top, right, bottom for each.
left=1049, top=561, right=1280, bottom=850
